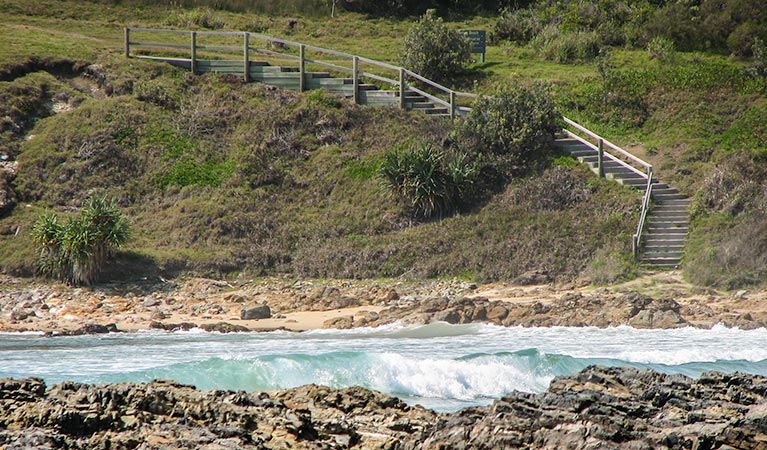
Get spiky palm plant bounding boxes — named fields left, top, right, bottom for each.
left=379, top=143, right=477, bottom=219
left=30, top=196, right=130, bottom=285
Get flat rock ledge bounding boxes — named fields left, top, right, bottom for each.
left=3, top=366, right=767, bottom=449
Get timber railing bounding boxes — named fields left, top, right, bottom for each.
left=560, top=117, right=654, bottom=257
left=125, top=27, right=654, bottom=259
left=124, top=27, right=476, bottom=118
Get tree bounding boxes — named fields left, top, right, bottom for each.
left=31, top=196, right=130, bottom=285
left=400, top=9, right=471, bottom=84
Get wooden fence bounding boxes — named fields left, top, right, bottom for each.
left=124, top=27, right=477, bottom=118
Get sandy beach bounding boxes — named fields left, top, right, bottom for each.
left=2, top=271, right=766, bottom=334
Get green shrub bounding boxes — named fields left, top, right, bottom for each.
left=530, top=25, right=602, bottom=64
left=646, top=36, right=675, bottom=62
left=31, top=196, right=130, bottom=285
left=494, top=7, right=541, bottom=44
left=378, top=143, right=477, bottom=219
left=747, top=37, right=767, bottom=78
left=134, top=77, right=182, bottom=110
left=727, top=21, right=764, bottom=57
left=452, top=83, right=560, bottom=172
left=400, top=9, right=471, bottom=84
left=163, top=8, right=225, bottom=29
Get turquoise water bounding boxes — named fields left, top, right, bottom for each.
left=3, top=323, right=767, bottom=411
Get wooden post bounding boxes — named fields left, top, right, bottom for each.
left=449, top=91, right=456, bottom=119
left=299, top=44, right=305, bottom=92
left=399, top=68, right=405, bottom=110
left=191, top=32, right=197, bottom=74
left=243, top=33, right=250, bottom=82
left=352, top=56, right=359, bottom=104
left=597, top=138, right=604, bottom=178
left=124, top=28, right=130, bottom=58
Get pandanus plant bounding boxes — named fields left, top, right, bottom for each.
left=31, top=196, right=130, bottom=285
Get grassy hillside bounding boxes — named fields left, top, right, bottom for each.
left=0, top=0, right=765, bottom=287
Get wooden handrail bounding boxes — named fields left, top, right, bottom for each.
left=125, top=27, right=470, bottom=115
left=634, top=169, right=654, bottom=258
left=562, top=117, right=652, bottom=171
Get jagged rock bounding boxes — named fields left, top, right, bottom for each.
left=512, top=270, right=551, bottom=286
left=199, top=322, right=250, bottom=333
left=149, top=321, right=197, bottom=331
left=323, top=315, right=354, bottom=329
left=240, top=304, right=271, bottom=320
left=4, top=367, right=767, bottom=449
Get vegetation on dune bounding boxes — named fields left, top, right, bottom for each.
left=0, top=0, right=766, bottom=287
left=400, top=9, right=471, bottom=84
left=31, top=196, right=130, bottom=285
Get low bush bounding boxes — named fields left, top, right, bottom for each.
left=646, top=36, right=675, bottom=62
left=378, top=143, right=477, bottom=219
left=31, top=196, right=130, bottom=285
left=493, top=7, right=541, bottom=44
left=400, top=9, right=471, bottom=84
left=529, top=25, right=602, bottom=64
left=452, top=82, right=560, bottom=174
left=163, top=8, right=225, bottom=29
left=747, top=37, right=767, bottom=78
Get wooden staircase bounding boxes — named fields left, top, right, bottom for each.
left=556, top=136, right=689, bottom=268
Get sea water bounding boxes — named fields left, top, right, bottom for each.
left=2, top=323, right=767, bottom=412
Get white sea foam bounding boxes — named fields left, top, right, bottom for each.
left=4, top=324, right=767, bottom=411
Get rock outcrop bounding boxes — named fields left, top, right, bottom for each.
left=3, top=367, right=767, bottom=449
left=403, top=366, right=767, bottom=450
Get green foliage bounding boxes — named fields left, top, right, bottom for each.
left=304, top=89, right=342, bottom=109
left=158, top=159, right=235, bottom=188
left=453, top=83, right=560, bottom=171
left=529, top=25, right=602, bottom=64
left=584, top=245, right=639, bottom=285
left=379, top=143, right=477, bottom=219
left=163, top=8, right=225, bottom=29
left=747, top=37, right=767, bottom=78
left=400, top=9, right=471, bottom=84
left=134, top=77, right=183, bottom=110
left=344, top=158, right=380, bottom=180
left=646, top=36, right=675, bottom=62
left=494, top=7, right=541, bottom=44
left=31, top=197, right=130, bottom=285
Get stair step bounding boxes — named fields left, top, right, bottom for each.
left=655, top=199, right=692, bottom=207
left=567, top=149, right=595, bottom=157
left=651, top=188, right=680, bottom=196
left=652, top=193, right=689, bottom=201
left=644, top=236, right=687, bottom=242
left=643, top=251, right=684, bottom=258
left=643, top=262, right=682, bottom=268
left=647, top=219, right=688, bottom=227
left=425, top=108, right=449, bottom=115
left=644, top=245, right=686, bottom=252
left=640, top=257, right=682, bottom=266
left=647, top=227, right=688, bottom=233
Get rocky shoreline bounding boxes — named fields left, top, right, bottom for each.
left=2, top=366, right=767, bottom=449
left=1, top=273, right=766, bottom=334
